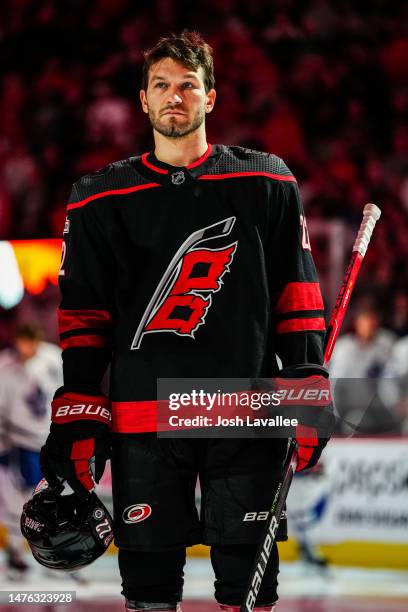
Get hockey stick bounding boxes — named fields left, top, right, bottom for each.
left=240, top=203, right=381, bottom=612
left=323, top=203, right=381, bottom=366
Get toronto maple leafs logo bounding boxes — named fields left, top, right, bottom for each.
left=26, top=385, right=47, bottom=417
left=131, top=217, right=237, bottom=349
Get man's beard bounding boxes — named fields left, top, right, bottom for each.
left=148, top=106, right=205, bottom=138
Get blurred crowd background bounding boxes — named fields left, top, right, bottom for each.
left=0, top=0, right=407, bottom=360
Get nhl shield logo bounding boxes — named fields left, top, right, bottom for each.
left=171, top=171, right=186, bottom=186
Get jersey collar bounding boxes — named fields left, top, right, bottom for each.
left=140, top=143, right=216, bottom=180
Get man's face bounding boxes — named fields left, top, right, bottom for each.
left=140, top=58, right=216, bottom=138
left=15, top=337, right=40, bottom=362
left=355, top=312, right=380, bottom=342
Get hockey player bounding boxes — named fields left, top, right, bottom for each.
left=41, top=31, right=332, bottom=611
left=0, top=324, right=62, bottom=576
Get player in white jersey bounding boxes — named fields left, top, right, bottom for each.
left=329, top=307, right=395, bottom=379
left=330, top=307, right=397, bottom=434
left=0, top=324, right=62, bottom=576
left=380, top=335, right=408, bottom=433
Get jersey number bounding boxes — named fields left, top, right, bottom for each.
left=59, top=241, right=67, bottom=276
left=300, top=215, right=311, bottom=250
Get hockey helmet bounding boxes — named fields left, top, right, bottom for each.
left=21, top=479, right=114, bottom=570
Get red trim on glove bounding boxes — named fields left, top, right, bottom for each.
left=296, top=424, right=318, bottom=444
left=295, top=424, right=318, bottom=471
left=52, top=393, right=111, bottom=425
left=71, top=439, right=95, bottom=491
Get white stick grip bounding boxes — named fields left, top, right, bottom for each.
left=352, top=203, right=381, bottom=257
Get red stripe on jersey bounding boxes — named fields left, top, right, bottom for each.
left=276, top=317, right=326, bottom=334
left=141, top=153, right=168, bottom=174
left=198, top=171, right=296, bottom=183
left=276, top=282, right=324, bottom=314
left=187, top=143, right=212, bottom=168
left=58, top=309, right=112, bottom=334
left=111, top=401, right=158, bottom=433
left=60, top=334, right=109, bottom=350
left=67, top=183, right=161, bottom=211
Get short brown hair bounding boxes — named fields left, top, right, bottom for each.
left=142, top=30, right=215, bottom=93
left=15, top=323, right=44, bottom=341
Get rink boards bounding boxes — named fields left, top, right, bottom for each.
left=2, top=435, right=407, bottom=569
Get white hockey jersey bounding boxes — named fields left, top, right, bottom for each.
left=329, top=329, right=396, bottom=379
left=0, top=342, right=63, bottom=453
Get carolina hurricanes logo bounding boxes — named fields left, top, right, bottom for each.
left=131, top=217, right=237, bottom=349
left=123, top=503, right=152, bottom=525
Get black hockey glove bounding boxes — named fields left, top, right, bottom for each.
left=276, top=364, right=335, bottom=471
left=40, top=390, right=111, bottom=497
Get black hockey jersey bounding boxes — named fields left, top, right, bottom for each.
left=58, top=144, right=325, bottom=431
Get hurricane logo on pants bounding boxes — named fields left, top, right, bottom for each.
left=131, top=217, right=237, bottom=349
left=123, top=504, right=152, bottom=524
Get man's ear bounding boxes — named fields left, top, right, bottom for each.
left=205, top=88, right=216, bottom=114
left=140, top=90, right=149, bottom=114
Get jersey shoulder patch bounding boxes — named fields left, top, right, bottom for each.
left=69, top=156, right=153, bottom=209
left=212, top=145, right=294, bottom=179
